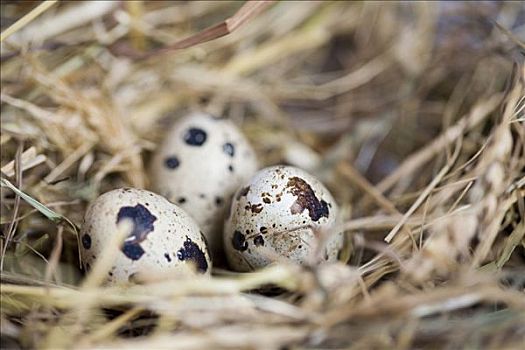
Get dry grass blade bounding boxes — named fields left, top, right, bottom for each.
left=385, top=139, right=462, bottom=243
left=0, top=0, right=58, bottom=42
left=376, top=94, right=503, bottom=194
left=44, top=225, right=63, bottom=284
left=493, top=21, right=525, bottom=50
left=0, top=143, right=23, bottom=271
left=337, top=161, right=400, bottom=215
left=1, top=179, right=61, bottom=224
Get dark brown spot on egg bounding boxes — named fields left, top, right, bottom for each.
left=176, top=236, right=208, bottom=273
left=177, top=197, right=186, bottom=204
left=81, top=233, right=92, bottom=249
left=184, top=127, right=207, bottom=146
left=164, top=156, right=180, bottom=169
left=223, top=142, right=235, bottom=157
left=164, top=253, right=171, bottom=262
left=253, top=235, right=265, bottom=246
left=245, top=203, right=263, bottom=214
left=117, top=204, right=157, bottom=260
left=228, top=165, right=234, bottom=172
left=260, top=226, right=268, bottom=234
left=232, top=230, right=248, bottom=251
left=286, top=177, right=329, bottom=222
left=263, top=197, right=271, bottom=204
left=215, top=196, right=223, bottom=206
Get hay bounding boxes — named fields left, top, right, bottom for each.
left=1, top=1, right=524, bottom=349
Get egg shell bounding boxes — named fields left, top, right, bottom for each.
left=224, top=165, right=343, bottom=271
left=149, top=112, right=257, bottom=260
left=79, top=188, right=211, bottom=284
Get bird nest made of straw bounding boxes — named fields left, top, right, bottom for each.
left=1, top=1, right=524, bottom=349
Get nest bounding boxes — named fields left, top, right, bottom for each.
left=1, top=1, right=524, bottom=349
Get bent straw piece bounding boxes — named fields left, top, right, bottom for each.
left=0, top=178, right=77, bottom=233
left=1, top=146, right=47, bottom=178
left=0, top=177, right=60, bottom=222
left=160, top=0, right=275, bottom=51
left=113, top=1, right=276, bottom=59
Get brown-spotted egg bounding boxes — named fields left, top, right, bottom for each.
left=79, top=188, right=211, bottom=284
left=224, top=165, right=343, bottom=271
left=149, top=112, right=257, bottom=260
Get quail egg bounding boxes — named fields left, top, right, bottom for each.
left=79, top=188, right=211, bottom=284
left=224, top=165, right=343, bottom=271
left=149, top=112, right=257, bottom=260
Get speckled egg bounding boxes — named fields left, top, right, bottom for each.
left=149, top=112, right=257, bottom=260
left=224, top=165, right=343, bottom=271
left=79, top=188, right=211, bottom=284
